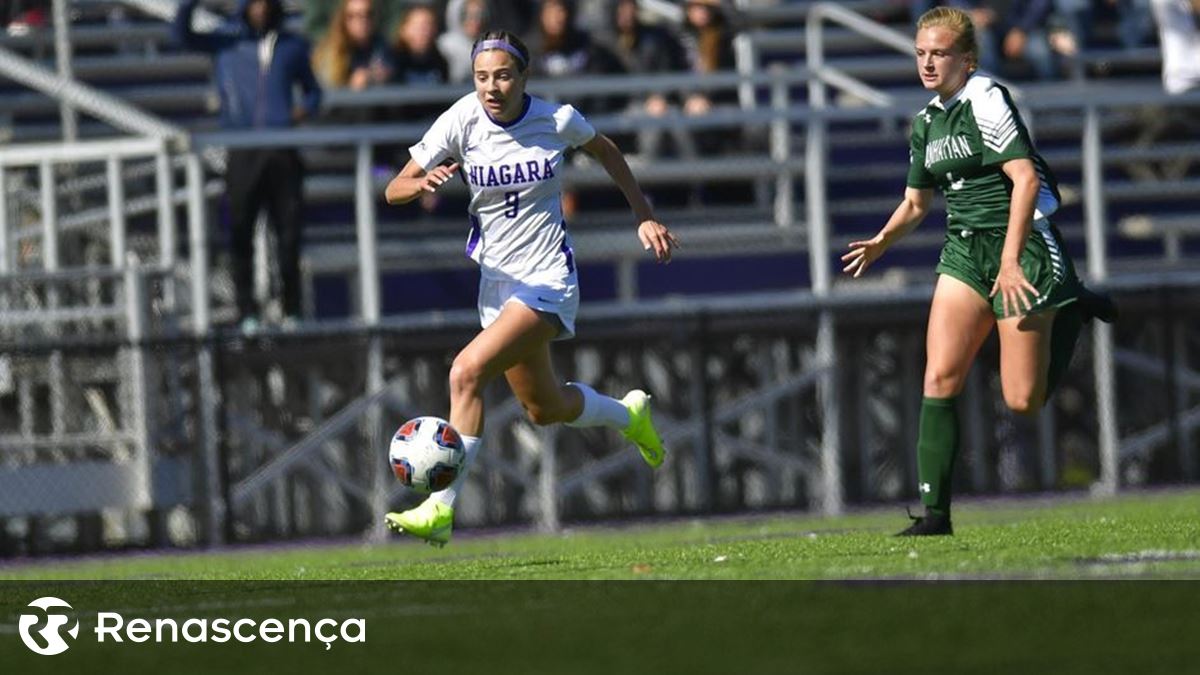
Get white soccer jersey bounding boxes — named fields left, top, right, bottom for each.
left=408, top=93, right=596, bottom=283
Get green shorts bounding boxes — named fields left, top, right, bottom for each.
left=935, top=219, right=1081, bottom=319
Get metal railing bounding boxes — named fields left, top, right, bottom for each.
left=0, top=43, right=185, bottom=143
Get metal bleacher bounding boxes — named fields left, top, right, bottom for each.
left=1, top=0, right=1199, bottom=552
left=3, top=2, right=1196, bottom=309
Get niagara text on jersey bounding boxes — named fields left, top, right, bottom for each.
left=408, top=93, right=595, bottom=284
left=906, top=73, right=1062, bottom=229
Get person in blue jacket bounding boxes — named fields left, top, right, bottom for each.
left=175, top=0, right=322, bottom=329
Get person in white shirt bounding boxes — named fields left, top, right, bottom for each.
left=383, top=31, right=679, bottom=547
left=1150, top=0, right=1200, bottom=95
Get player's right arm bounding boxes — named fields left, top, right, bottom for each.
left=841, top=187, right=933, bottom=277
left=388, top=100, right=464, bottom=205
left=385, top=159, right=460, bottom=205
left=843, top=111, right=937, bottom=278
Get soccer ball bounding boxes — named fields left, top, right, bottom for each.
left=388, top=416, right=466, bottom=493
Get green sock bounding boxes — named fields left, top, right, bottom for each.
left=917, top=396, right=959, bottom=517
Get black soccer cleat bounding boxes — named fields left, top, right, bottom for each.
left=1076, top=286, right=1118, bottom=324
left=896, top=506, right=953, bottom=537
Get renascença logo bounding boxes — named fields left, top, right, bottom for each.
left=18, top=597, right=80, bottom=656
left=16, top=596, right=366, bottom=655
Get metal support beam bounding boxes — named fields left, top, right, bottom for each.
left=815, top=313, right=842, bottom=514
left=186, top=153, right=210, bottom=332
left=770, top=67, right=794, bottom=228
left=1083, top=105, right=1119, bottom=495
left=107, top=155, right=126, bottom=269
left=538, top=427, right=560, bottom=532
left=355, top=141, right=381, bottom=324
left=356, top=140, right=387, bottom=540
left=690, top=315, right=714, bottom=511
left=51, top=0, right=78, bottom=143
left=123, top=264, right=154, bottom=517
left=197, top=346, right=223, bottom=545
left=806, top=15, right=842, bottom=515
left=155, top=147, right=176, bottom=269
left=0, top=165, right=9, bottom=273
left=39, top=161, right=58, bottom=271
left=365, top=339, right=386, bottom=542
left=186, top=151, right=223, bottom=545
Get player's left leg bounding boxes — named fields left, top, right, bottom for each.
left=504, top=341, right=665, bottom=468
left=997, top=220, right=1091, bottom=409
left=996, top=309, right=1057, bottom=416
left=386, top=302, right=559, bottom=546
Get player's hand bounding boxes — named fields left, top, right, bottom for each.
left=990, top=260, right=1040, bottom=318
left=638, top=219, right=680, bottom=263
left=841, top=234, right=889, bottom=278
left=420, top=163, right=460, bottom=193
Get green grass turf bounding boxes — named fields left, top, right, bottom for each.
left=2, top=488, right=1199, bottom=581
left=4, top=491, right=1200, bottom=674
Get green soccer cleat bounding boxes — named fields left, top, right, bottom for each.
left=385, top=499, right=454, bottom=548
left=621, top=389, right=666, bottom=468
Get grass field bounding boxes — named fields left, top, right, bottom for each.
left=4, top=491, right=1200, bottom=674
left=2, top=488, right=1199, bottom=581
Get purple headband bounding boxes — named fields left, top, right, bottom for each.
left=471, top=39, right=527, bottom=68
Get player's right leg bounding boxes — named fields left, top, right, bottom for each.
left=899, top=274, right=995, bottom=536
left=386, top=302, right=557, bottom=546
left=502, top=343, right=665, bottom=468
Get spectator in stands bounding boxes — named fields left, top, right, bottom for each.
left=388, top=5, right=452, bottom=214
left=1113, top=0, right=1155, bottom=48
left=527, top=0, right=625, bottom=217
left=527, top=0, right=624, bottom=87
left=391, top=4, right=450, bottom=88
left=1056, top=0, right=1155, bottom=52
left=312, top=0, right=392, bottom=90
left=680, top=0, right=737, bottom=154
left=303, top=0, right=400, bottom=48
left=3, top=0, right=48, bottom=36
left=922, top=1, right=1060, bottom=79
left=1150, top=0, right=1200, bottom=94
left=606, top=0, right=695, bottom=159
left=174, top=0, right=321, bottom=330
left=440, top=0, right=492, bottom=83
left=462, top=0, right=534, bottom=37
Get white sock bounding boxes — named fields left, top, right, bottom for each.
left=565, top=382, right=630, bottom=430
left=430, top=434, right=481, bottom=508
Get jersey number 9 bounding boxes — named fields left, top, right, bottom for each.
left=503, top=191, right=519, bottom=218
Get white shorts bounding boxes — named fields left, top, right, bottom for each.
left=478, top=274, right=580, bottom=340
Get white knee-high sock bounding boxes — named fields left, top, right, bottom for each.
left=565, top=382, right=630, bottom=430
left=430, top=434, right=481, bottom=508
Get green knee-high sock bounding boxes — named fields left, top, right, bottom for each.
left=1045, top=302, right=1084, bottom=401
left=917, top=396, right=960, bottom=517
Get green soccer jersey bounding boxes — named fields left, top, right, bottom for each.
left=906, top=73, right=1061, bottom=230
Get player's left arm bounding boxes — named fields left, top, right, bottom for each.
left=581, top=133, right=680, bottom=263
left=992, top=157, right=1041, bottom=317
